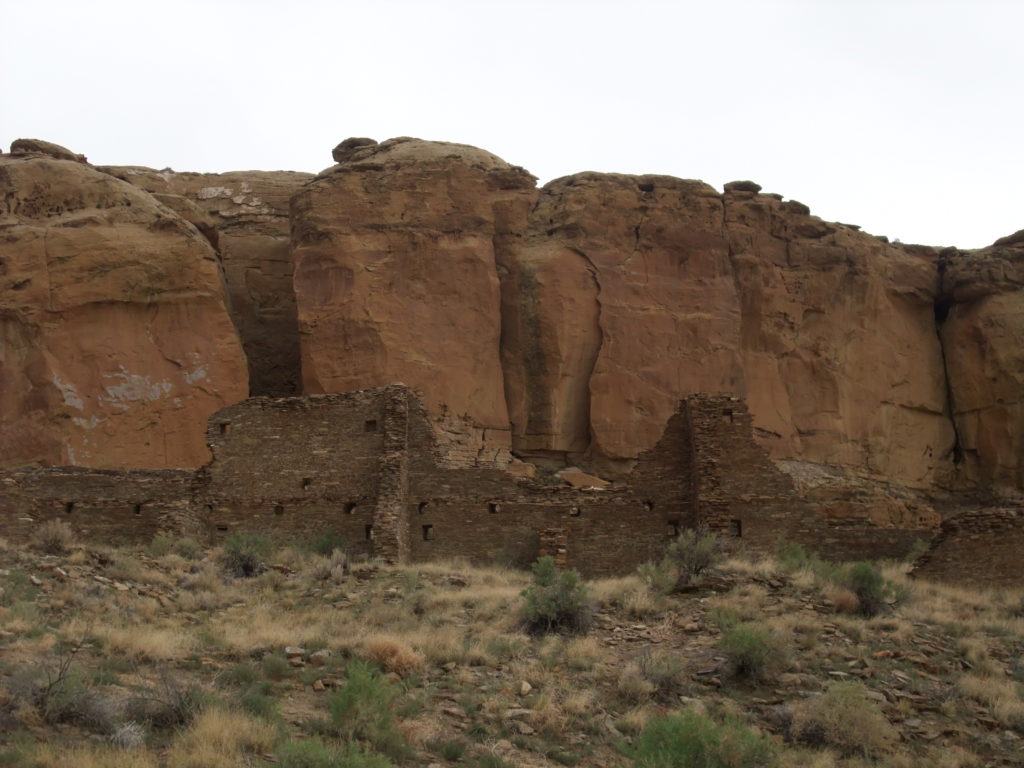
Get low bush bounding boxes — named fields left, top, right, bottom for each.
left=520, top=556, right=593, bottom=635
left=629, top=709, right=776, bottom=767
left=841, top=561, right=891, bottom=617
left=719, top=624, right=786, bottom=681
left=31, top=519, right=75, bottom=555
left=362, top=636, right=425, bottom=677
left=641, top=528, right=720, bottom=594
left=308, top=532, right=348, bottom=556
left=789, top=681, right=897, bottom=758
left=150, top=532, right=203, bottom=560
left=221, top=533, right=272, bottom=578
left=328, top=660, right=407, bottom=759
left=277, top=739, right=397, bottom=768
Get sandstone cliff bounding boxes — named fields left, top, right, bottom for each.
left=290, top=138, right=537, bottom=464
left=940, top=233, right=1024, bottom=493
left=98, top=165, right=313, bottom=396
left=0, top=141, right=248, bottom=469
left=4, top=135, right=1021, bottom=502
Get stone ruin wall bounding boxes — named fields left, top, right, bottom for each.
left=0, top=387, right=939, bottom=576
left=688, top=395, right=934, bottom=561
left=911, top=508, right=1024, bottom=588
left=0, top=467, right=194, bottom=545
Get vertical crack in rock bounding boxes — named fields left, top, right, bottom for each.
left=934, top=252, right=964, bottom=466
left=567, top=246, right=604, bottom=460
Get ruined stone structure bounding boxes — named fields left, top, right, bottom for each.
left=0, top=386, right=934, bottom=575
left=911, top=508, right=1024, bottom=588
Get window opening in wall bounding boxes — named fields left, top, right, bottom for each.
left=64, top=502, right=75, bottom=514
left=569, top=506, right=581, bottom=517
left=643, top=500, right=654, bottom=512
left=422, top=524, right=433, bottom=541
left=364, top=419, right=378, bottom=433
left=667, top=519, right=681, bottom=538
left=133, top=503, right=142, bottom=516
left=730, top=519, right=743, bottom=538
left=216, top=525, right=229, bottom=532
left=364, top=524, right=373, bottom=540
left=274, top=504, right=285, bottom=516
left=345, top=502, right=357, bottom=514
left=219, top=422, right=232, bottom=435
left=302, top=477, right=312, bottom=490
left=722, top=409, right=734, bottom=423
left=488, top=502, right=500, bottom=514
left=418, top=501, right=429, bottom=514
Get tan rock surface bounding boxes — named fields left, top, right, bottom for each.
left=99, top=166, right=313, bottom=396
left=0, top=150, right=248, bottom=469
left=941, top=239, right=1024, bottom=491
left=291, top=137, right=537, bottom=462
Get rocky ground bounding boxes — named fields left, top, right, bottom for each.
left=0, top=526, right=1022, bottom=767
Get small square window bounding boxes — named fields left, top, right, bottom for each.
left=364, top=419, right=378, bottom=433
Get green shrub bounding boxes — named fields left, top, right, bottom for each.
left=309, top=532, right=347, bottom=556
left=629, top=709, right=776, bottom=767
left=841, top=562, right=891, bottom=617
left=520, top=556, right=593, bottom=635
left=277, top=738, right=397, bottom=768
left=221, top=533, right=272, bottom=577
left=328, top=660, right=407, bottom=758
left=719, top=624, right=785, bottom=681
left=150, top=532, right=203, bottom=560
left=667, top=527, right=719, bottom=587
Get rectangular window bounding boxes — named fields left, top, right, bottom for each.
left=364, top=419, right=378, bottom=433
left=422, top=524, right=433, bottom=541
left=730, top=519, right=743, bottom=538
left=365, top=524, right=373, bottom=540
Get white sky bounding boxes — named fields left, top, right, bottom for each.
left=2, top=0, right=1020, bottom=249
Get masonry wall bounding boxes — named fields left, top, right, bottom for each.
left=911, top=508, right=1024, bottom=588
left=404, top=400, right=687, bottom=576
left=0, top=467, right=192, bottom=544
left=195, top=390, right=387, bottom=553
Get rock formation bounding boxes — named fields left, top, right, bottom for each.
left=939, top=234, right=1024, bottom=493
left=290, top=138, right=537, bottom=463
left=0, top=141, right=248, bottom=469
left=98, top=165, right=313, bottom=396
left=3, top=135, right=1022, bottom=508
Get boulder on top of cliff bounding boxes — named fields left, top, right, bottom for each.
left=0, top=149, right=248, bottom=469
left=724, top=179, right=762, bottom=194
left=332, top=137, right=378, bottom=163
left=292, top=137, right=537, bottom=464
left=10, top=138, right=86, bottom=163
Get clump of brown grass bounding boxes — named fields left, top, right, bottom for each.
left=31, top=519, right=75, bottom=555
left=27, top=744, right=159, bottom=768
left=363, top=635, right=425, bottom=677
left=97, top=625, right=193, bottom=662
left=957, top=674, right=1024, bottom=728
left=823, top=584, right=861, bottom=614
left=166, top=708, right=278, bottom=768
left=790, top=681, right=898, bottom=758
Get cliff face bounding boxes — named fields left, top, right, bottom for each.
left=940, top=234, right=1024, bottom=492
left=2, top=136, right=1021, bottom=500
left=0, top=142, right=248, bottom=469
left=98, top=165, right=313, bottom=397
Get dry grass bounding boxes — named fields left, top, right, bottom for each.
left=97, top=624, right=193, bottom=662
left=27, top=744, right=160, bottom=768
left=363, top=634, right=426, bottom=676
left=957, top=673, right=1024, bottom=728
left=823, top=584, right=861, bottom=614
left=30, top=519, right=75, bottom=554
left=790, top=682, right=898, bottom=758
left=166, top=708, right=278, bottom=768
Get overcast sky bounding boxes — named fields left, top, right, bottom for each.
left=3, top=0, right=1020, bottom=248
